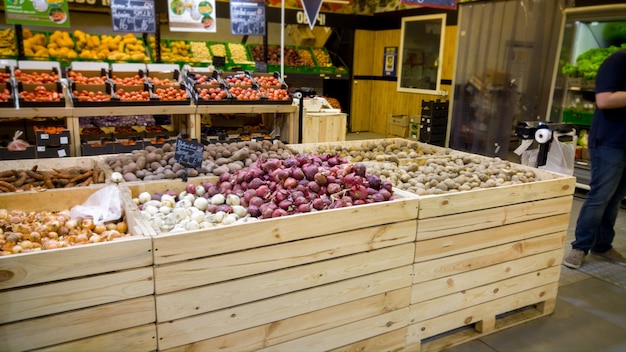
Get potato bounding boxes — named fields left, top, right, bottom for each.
left=123, top=172, right=138, bottom=181
left=135, top=156, right=147, bottom=170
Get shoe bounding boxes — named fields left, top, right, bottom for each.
left=564, top=249, right=585, bottom=269
left=591, top=248, right=626, bottom=266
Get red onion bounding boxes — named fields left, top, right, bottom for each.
left=248, top=177, right=264, bottom=189
left=307, top=181, right=320, bottom=193
left=327, top=183, right=342, bottom=195
left=312, top=198, right=325, bottom=210
left=284, top=177, right=298, bottom=189
left=303, top=165, right=318, bottom=181
left=297, top=204, right=311, bottom=213
left=354, top=162, right=366, bottom=177
left=314, top=172, right=328, bottom=185
left=248, top=205, right=261, bottom=217
left=256, top=185, right=270, bottom=198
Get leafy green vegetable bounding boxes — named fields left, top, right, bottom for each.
left=561, top=45, right=622, bottom=80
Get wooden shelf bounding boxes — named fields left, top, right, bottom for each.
left=0, top=104, right=298, bottom=157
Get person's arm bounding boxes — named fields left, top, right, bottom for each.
left=595, top=91, right=626, bottom=110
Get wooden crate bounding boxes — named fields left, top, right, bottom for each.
left=0, top=186, right=156, bottom=351
left=124, top=181, right=420, bottom=350
left=406, top=161, right=576, bottom=351
left=302, top=112, right=347, bottom=143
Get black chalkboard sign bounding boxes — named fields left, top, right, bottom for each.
left=111, top=0, right=156, bottom=33
left=255, top=61, right=268, bottom=73
left=213, top=56, right=226, bottom=67
left=174, top=137, right=204, bottom=169
left=230, top=0, right=266, bottom=36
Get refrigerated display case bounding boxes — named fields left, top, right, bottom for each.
left=547, top=4, right=626, bottom=189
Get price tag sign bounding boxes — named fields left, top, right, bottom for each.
left=111, top=0, right=156, bottom=33
left=213, top=56, right=226, bottom=67
left=230, top=0, right=266, bottom=36
left=174, top=137, right=204, bottom=169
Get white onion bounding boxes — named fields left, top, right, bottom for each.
left=195, top=185, right=206, bottom=197
left=138, top=192, right=152, bottom=204
left=144, top=205, right=159, bottom=216
left=110, top=172, right=124, bottom=183
left=159, top=206, right=171, bottom=215
left=172, top=207, right=188, bottom=221
left=232, top=205, right=247, bottom=218
left=190, top=209, right=205, bottom=223
left=211, top=194, right=225, bottom=205
left=222, top=214, right=238, bottom=225
left=214, top=211, right=226, bottom=223
left=193, top=197, right=209, bottom=211
left=161, top=195, right=176, bottom=208
left=185, top=220, right=200, bottom=231
left=226, top=194, right=240, bottom=206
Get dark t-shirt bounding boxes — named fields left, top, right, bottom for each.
left=588, top=49, right=626, bottom=149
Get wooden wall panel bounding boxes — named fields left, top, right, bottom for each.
left=350, top=79, right=373, bottom=131
left=350, top=26, right=457, bottom=135
left=353, top=30, right=377, bottom=76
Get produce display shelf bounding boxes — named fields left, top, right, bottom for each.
left=0, top=139, right=576, bottom=351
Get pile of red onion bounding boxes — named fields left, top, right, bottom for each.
left=201, top=153, right=396, bottom=219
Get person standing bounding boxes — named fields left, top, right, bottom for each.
left=564, top=48, right=626, bottom=269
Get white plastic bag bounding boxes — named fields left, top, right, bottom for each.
left=521, top=149, right=539, bottom=168
left=539, top=130, right=576, bottom=175
left=70, top=185, right=122, bottom=224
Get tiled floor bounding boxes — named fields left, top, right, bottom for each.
left=345, top=132, right=626, bottom=351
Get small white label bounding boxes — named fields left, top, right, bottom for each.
left=273, top=139, right=278, bottom=145
left=60, top=136, right=69, bottom=144
left=41, top=133, right=50, bottom=140
left=251, top=138, right=257, bottom=143
left=37, top=146, right=45, bottom=152
left=58, top=149, right=67, bottom=157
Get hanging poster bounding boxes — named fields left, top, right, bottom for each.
left=383, top=47, right=397, bottom=77
left=167, top=0, right=216, bottom=32
left=4, top=0, right=71, bottom=28
left=230, top=0, right=265, bottom=36
left=111, top=0, right=156, bottom=33
left=399, top=0, right=457, bottom=9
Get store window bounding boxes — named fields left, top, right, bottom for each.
left=397, top=13, right=446, bottom=95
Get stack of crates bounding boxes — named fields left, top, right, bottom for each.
left=419, top=99, right=448, bottom=147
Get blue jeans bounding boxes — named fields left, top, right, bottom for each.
left=573, top=144, right=626, bottom=253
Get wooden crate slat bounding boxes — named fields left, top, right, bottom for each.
left=418, top=177, right=575, bottom=218
left=0, top=267, right=154, bottom=324
left=411, top=249, right=563, bottom=303
left=0, top=296, right=155, bottom=351
left=417, top=196, right=573, bottom=240
left=156, top=266, right=413, bottom=350
left=0, top=156, right=106, bottom=173
left=415, top=214, right=570, bottom=261
left=328, top=327, right=408, bottom=352
left=156, top=243, right=415, bottom=321
left=413, top=231, right=565, bottom=284
left=259, top=308, right=409, bottom=352
left=152, top=197, right=419, bottom=265
left=161, top=288, right=410, bottom=352
left=155, top=220, right=417, bottom=294
left=0, top=237, right=153, bottom=290
left=406, top=283, right=559, bottom=349
left=32, top=324, right=157, bottom=352
left=409, top=266, right=561, bottom=322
